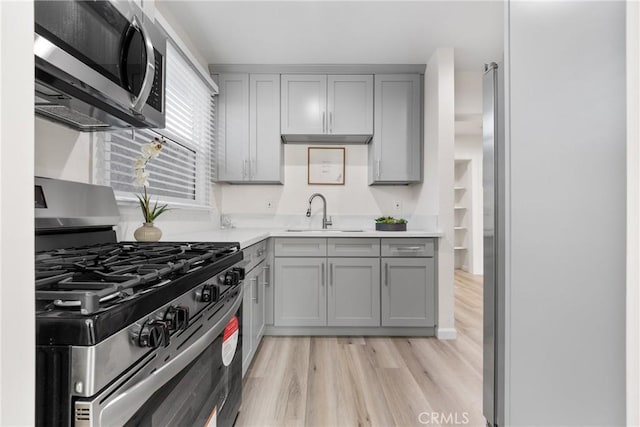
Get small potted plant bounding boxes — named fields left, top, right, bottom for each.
left=375, top=216, right=408, bottom=231
left=133, top=136, right=170, bottom=242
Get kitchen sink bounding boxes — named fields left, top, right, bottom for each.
left=285, top=229, right=364, bottom=233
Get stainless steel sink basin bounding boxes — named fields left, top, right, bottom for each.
left=285, top=229, right=364, bottom=233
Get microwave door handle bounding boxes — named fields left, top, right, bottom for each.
left=129, top=15, right=155, bottom=113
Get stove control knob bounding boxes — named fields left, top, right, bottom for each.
left=224, top=271, right=236, bottom=287
left=198, top=284, right=219, bottom=303
left=138, top=320, right=170, bottom=349
left=164, top=306, right=189, bottom=331
left=232, top=267, right=246, bottom=280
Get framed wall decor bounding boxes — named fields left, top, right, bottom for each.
left=307, top=147, right=345, bottom=185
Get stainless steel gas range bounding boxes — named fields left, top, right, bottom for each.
left=34, top=177, right=244, bottom=427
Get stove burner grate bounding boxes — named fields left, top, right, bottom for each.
left=35, top=241, right=239, bottom=314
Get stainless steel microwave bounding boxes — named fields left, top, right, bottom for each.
left=34, top=0, right=166, bottom=131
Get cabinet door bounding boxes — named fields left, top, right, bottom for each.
left=281, top=74, right=327, bottom=134
left=217, top=74, right=249, bottom=182
left=381, top=257, right=435, bottom=327
left=327, top=75, right=373, bottom=135
left=252, top=261, right=266, bottom=349
left=369, top=74, right=421, bottom=184
left=242, top=268, right=258, bottom=376
left=274, top=258, right=326, bottom=326
left=327, top=258, right=380, bottom=327
left=249, top=74, right=282, bottom=183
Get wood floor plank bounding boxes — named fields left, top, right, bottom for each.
left=237, top=270, right=484, bottom=427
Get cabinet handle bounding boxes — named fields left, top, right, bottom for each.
left=251, top=278, right=258, bottom=302
left=395, top=246, right=422, bottom=252
left=322, top=111, right=326, bottom=133
left=243, top=159, right=249, bottom=179
left=263, top=265, right=270, bottom=286
left=377, top=159, right=381, bottom=179
left=329, top=112, right=333, bottom=134
left=384, top=263, right=389, bottom=286
left=255, top=277, right=259, bottom=304
left=329, top=263, right=333, bottom=286
left=321, top=263, right=325, bottom=286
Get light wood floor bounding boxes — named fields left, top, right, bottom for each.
left=237, top=270, right=484, bottom=427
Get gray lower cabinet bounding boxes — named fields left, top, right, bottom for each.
left=242, top=260, right=265, bottom=376
left=381, top=257, right=435, bottom=327
left=327, top=258, right=380, bottom=327
left=271, top=237, right=437, bottom=333
left=274, top=258, right=326, bottom=326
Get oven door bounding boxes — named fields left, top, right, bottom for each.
left=34, top=0, right=164, bottom=124
left=74, top=291, right=242, bottom=427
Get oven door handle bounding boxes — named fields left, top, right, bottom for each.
left=98, top=288, right=242, bottom=426
left=128, top=14, right=155, bottom=114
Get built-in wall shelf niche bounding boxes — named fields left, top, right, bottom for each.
left=455, top=114, right=482, bottom=136
left=454, top=159, right=472, bottom=271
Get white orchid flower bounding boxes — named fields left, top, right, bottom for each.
left=134, top=170, right=149, bottom=188
left=141, top=142, right=163, bottom=159
left=133, top=158, right=146, bottom=170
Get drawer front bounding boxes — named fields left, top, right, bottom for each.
left=274, top=238, right=327, bottom=257
left=327, top=238, right=380, bottom=257
left=381, top=238, right=435, bottom=257
left=243, top=239, right=268, bottom=272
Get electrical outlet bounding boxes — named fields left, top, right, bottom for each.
left=393, top=200, right=402, bottom=212
left=266, top=200, right=274, bottom=210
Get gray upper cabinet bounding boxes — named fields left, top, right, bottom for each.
left=216, top=73, right=282, bottom=183
left=281, top=74, right=373, bottom=142
left=369, top=74, right=422, bottom=184
left=281, top=74, right=327, bottom=135
left=217, top=74, right=249, bottom=182
left=274, top=258, right=327, bottom=327
left=250, top=74, right=282, bottom=183
left=381, top=257, right=435, bottom=327
left=327, top=75, right=373, bottom=135
left=328, top=258, right=380, bottom=327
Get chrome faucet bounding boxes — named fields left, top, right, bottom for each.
left=306, top=193, right=333, bottom=229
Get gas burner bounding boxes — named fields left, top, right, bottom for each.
left=35, top=241, right=240, bottom=315
left=53, top=291, right=122, bottom=308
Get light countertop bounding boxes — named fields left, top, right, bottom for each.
left=162, top=228, right=443, bottom=249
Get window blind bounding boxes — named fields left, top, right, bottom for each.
left=98, top=42, right=214, bottom=207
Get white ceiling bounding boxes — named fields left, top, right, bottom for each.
left=156, top=1, right=503, bottom=71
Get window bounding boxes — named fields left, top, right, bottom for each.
left=96, top=42, right=215, bottom=207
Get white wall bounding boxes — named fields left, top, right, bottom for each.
left=627, top=0, right=640, bottom=424
left=34, top=118, right=219, bottom=240
left=414, top=48, right=456, bottom=339
left=454, top=71, right=483, bottom=275
left=505, top=1, right=626, bottom=424
left=455, top=71, right=483, bottom=115
left=217, top=144, right=422, bottom=224
left=0, top=1, right=35, bottom=425
left=35, top=117, right=92, bottom=182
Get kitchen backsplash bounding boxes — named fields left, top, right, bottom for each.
left=219, top=213, right=438, bottom=231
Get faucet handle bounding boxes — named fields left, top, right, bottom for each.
left=325, top=216, right=333, bottom=227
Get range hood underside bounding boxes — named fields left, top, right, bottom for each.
left=281, top=134, right=372, bottom=144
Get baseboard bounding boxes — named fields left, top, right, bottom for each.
left=264, top=325, right=436, bottom=337
left=436, top=327, right=457, bottom=340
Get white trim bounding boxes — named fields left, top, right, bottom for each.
left=0, top=2, right=35, bottom=424
left=436, top=327, right=457, bottom=340
left=627, top=1, right=640, bottom=425
left=154, top=10, right=218, bottom=93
